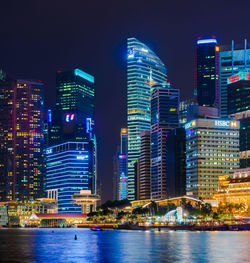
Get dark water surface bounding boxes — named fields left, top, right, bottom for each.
left=0, top=228, right=249, bottom=263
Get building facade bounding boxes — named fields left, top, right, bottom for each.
left=46, top=141, right=95, bottom=213
left=138, top=130, right=151, bottom=200
left=185, top=118, right=240, bottom=198
left=0, top=72, right=44, bottom=201
left=118, top=128, right=128, bottom=200
left=219, top=39, right=250, bottom=117
left=166, top=128, right=186, bottom=197
left=127, top=38, right=167, bottom=200
left=227, top=70, right=250, bottom=168
left=151, top=82, right=179, bottom=199
left=213, top=168, right=250, bottom=215
left=179, top=98, right=195, bottom=127
left=49, top=68, right=95, bottom=145
left=194, top=37, right=219, bottom=108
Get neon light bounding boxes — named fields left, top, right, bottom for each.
left=214, top=120, right=238, bottom=127
left=76, top=155, right=89, bottom=160
left=66, top=114, right=75, bottom=123
left=185, top=121, right=196, bottom=129
left=74, top=69, right=94, bottom=83
left=119, top=154, right=126, bottom=159
left=46, top=149, right=52, bottom=154
left=48, top=109, right=52, bottom=123
left=197, top=39, right=217, bottom=45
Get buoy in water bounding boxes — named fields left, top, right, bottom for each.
left=74, top=234, right=77, bottom=240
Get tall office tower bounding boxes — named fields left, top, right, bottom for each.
left=118, top=128, right=128, bottom=200
left=46, top=69, right=96, bottom=208
left=185, top=118, right=239, bottom=199
left=219, top=39, right=250, bottom=117
left=166, top=128, right=186, bottom=197
left=127, top=38, right=167, bottom=200
left=0, top=72, right=44, bottom=201
left=194, top=37, right=219, bottom=108
left=151, top=82, right=179, bottom=199
left=179, top=98, right=195, bottom=126
left=227, top=70, right=250, bottom=168
left=0, top=70, right=16, bottom=201
left=46, top=142, right=95, bottom=213
left=138, top=130, right=151, bottom=200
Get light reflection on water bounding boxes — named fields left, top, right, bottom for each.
left=0, top=228, right=249, bottom=263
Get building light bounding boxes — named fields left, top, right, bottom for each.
left=76, top=155, right=89, bottom=160
left=141, top=48, right=148, bottom=53
left=197, top=39, right=217, bottom=45
left=46, top=149, right=52, bottom=154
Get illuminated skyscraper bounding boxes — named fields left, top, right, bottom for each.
left=227, top=70, right=250, bottom=168
left=150, top=82, right=179, bottom=199
left=46, top=69, right=96, bottom=208
left=194, top=37, right=219, bottom=108
left=46, top=141, right=95, bottom=213
left=185, top=118, right=239, bottom=198
left=49, top=69, right=95, bottom=145
left=219, top=39, right=250, bottom=117
left=0, top=72, right=44, bottom=201
left=127, top=38, right=167, bottom=200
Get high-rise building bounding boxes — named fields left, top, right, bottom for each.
left=227, top=70, right=250, bottom=168
left=194, top=37, right=219, bottom=108
left=138, top=130, right=151, bottom=200
left=185, top=118, right=239, bottom=198
left=0, top=72, right=44, bottom=201
left=219, top=39, right=250, bottom=117
left=112, top=153, right=119, bottom=201
left=49, top=68, right=95, bottom=145
left=118, top=128, right=128, bottom=200
left=151, top=82, right=179, bottom=199
left=46, top=68, right=97, bottom=209
left=179, top=98, right=195, bottom=127
left=127, top=38, right=167, bottom=200
left=166, top=128, right=186, bottom=197
left=46, top=141, right=95, bottom=213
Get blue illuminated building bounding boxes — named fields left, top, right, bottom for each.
left=118, top=128, right=128, bottom=200
left=151, top=82, right=179, bottom=199
left=127, top=37, right=167, bottom=200
left=219, top=39, right=250, bottom=117
left=46, top=141, right=96, bottom=213
left=195, top=36, right=219, bottom=108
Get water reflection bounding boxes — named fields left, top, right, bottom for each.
left=0, top=229, right=249, bottom=262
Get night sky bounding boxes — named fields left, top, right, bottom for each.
left=1, top=0, right=250, bottom=202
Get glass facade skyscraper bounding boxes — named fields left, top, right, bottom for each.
left=127, top=38, right=167, bottom=200
left=195, top=37, right=219, bottom=108
left=46, top=68, right=96, bottom=211
left=150, top=82, right=179, bottom=199
left=49, top=68, right=95, bottom=145
left=227, top=70, right=250, bottom=169
left=219, top=40, right=250, bottom=117
left=46, top=141, right=95, bottom=213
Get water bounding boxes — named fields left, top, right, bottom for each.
left=0, top=228, right=250, bottom=263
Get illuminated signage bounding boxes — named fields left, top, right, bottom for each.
left=128, top=48, right=134, bottom=58
left=76, top=155, right=88, bottom=160
left=228, top=71, right=250, bottom=84
left=185, top=120, right=196, bottom=129
left=65, top=114, right=75, bottom=123
left=48, top=109, right=52, bottom=123
left=86, top=118, right=93, bottom=134
left=214, top=120, right=238, bottom=127
left=46, top=149, right=52, bottom=154
left=119, top=154, right=126, bottom=159
left=197, top=39, right=217, bottom=45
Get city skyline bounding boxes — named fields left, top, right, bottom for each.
left=1, top=1, right=250, bottom=201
